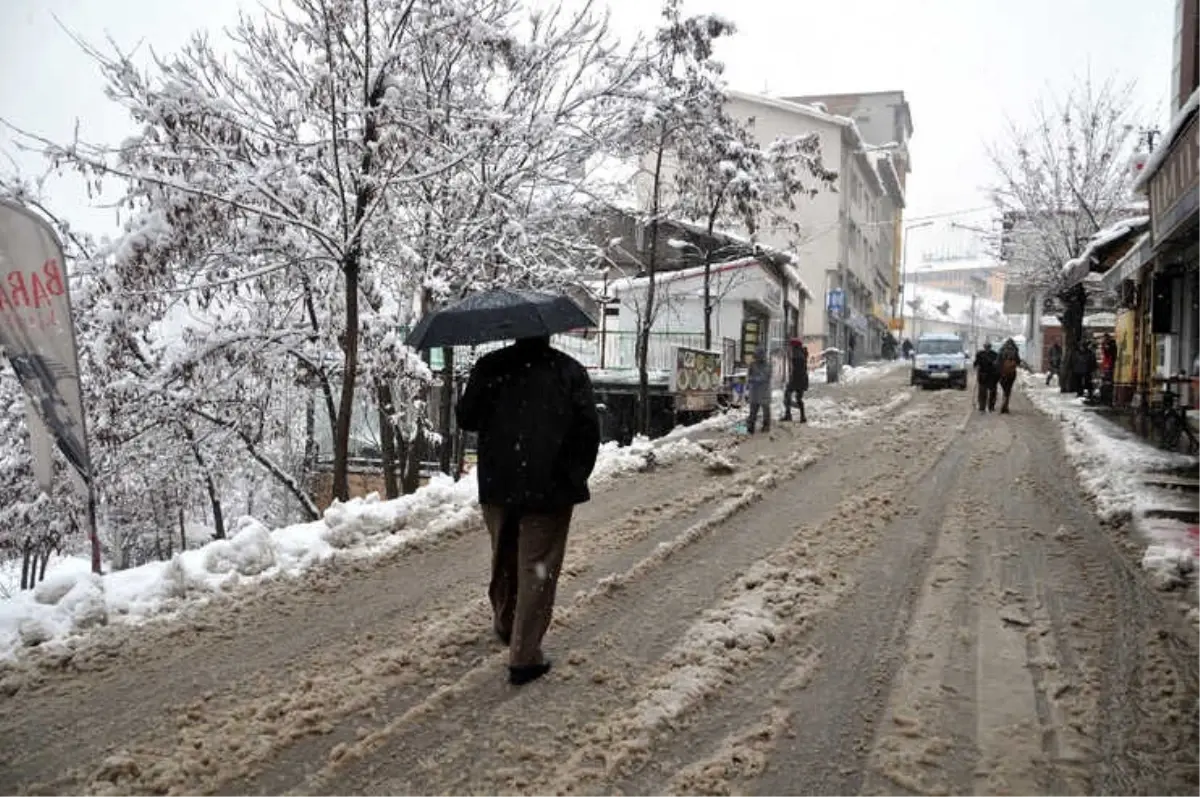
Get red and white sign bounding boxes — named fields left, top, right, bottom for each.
left=0, top=200, right=92, bottom=496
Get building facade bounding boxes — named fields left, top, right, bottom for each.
left=723, top=91, right=909, bottom=361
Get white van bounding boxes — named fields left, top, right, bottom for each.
left=911, top=333, right=969, bottom=390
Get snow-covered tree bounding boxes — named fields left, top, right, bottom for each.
left=610, top=0, right=735, bottom=434
left=13, top=0, right=645, bottom=508
left=988, top=76, right=1145, bottom=389
left=672, top=113, right=835, bottom=349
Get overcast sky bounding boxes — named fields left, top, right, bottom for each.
left=0, top=0, right=1176, bottom=259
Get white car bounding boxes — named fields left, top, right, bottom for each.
left=910, top=333, right=969, bottom=390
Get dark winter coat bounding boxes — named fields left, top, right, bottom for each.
left=973, top=348, right=1000, bottom=384
left=456, top=338, right=600, bottom=512
left=788, top=348, right=809, bottom=391
left=747, top=356, right=773, bottom=405
left=1048, top=343, right=1063, bottom=370
left=998, top=341, right=1021, bottom=379
left=1072, top=344, right=1096, bottom=376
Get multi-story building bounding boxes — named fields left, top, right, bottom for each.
left=786, top=90, right=914, bottom=335
left=723, top=90, right=909, bottom=360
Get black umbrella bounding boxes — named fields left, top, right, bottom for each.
left=405, top=288, right=597, bottom=350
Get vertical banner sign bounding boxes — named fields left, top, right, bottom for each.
left=0, top=200, right=99, bottom=570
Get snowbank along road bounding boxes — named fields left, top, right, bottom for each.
left=0, top=370, right=1196, bottom=796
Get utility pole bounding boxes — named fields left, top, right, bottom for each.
left=899, top=220, right=935, bottom=338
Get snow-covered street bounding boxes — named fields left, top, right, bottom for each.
left=0, top=369, right=1195, bottom=796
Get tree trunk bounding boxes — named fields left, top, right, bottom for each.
left=703, top=205, right=721, bottom=351
left=20, top=538, right=32, bottom=590
left=333, top=257, right=361, bottom=502
left=439, top=347, right=455, bottom=474
left=302, top=390, right=318, bottom=475
left=703, top=251, right=713, bottom=351
left=401, top=424, right=424, bottom=494
left=38, top=546, right=50, bottom=582
left=178, top=505, right=187, bottom=553
left=184, top=426, right=226, bottom=540
left=376, top=382, right=401, bottom=499
left=1058, top=283, right=1086, bottom=393
left=637, top=143, right=667, bottom=437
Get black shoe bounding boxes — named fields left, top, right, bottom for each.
left=509, top=660, right=552, bottom=685
left=782, top=415, right=792, bottom=422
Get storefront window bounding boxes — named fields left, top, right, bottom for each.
left=1186, top=268, right=1199, bottom=375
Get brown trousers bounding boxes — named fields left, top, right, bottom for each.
left=480, top=504, right=573, bottom=667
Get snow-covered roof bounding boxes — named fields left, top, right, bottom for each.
left=1132, top=87, right=1199, bottom=192
left=607, top=256, right=761, bottom=291
left=902, top=284, right=1015, bottom=328
left=782, top=262, right=812, bottom=299
left=657, top=216, right=810, bottom=296
left=910, top=256, right=1002, bottom=275
left=1099, top=231, right=1153, bottom=290
left=1040, top=312, right=1117, bottom=329
left=726, top=89, right=880, bottom=193
left=1060, top=216, right=1150, bottom=282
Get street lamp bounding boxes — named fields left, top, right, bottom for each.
left=898, top=220, right=935, bottom=338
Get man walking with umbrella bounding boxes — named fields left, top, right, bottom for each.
left=410, top=288, right=601, bottom=686
left=457, top=334, right=600, bottom=685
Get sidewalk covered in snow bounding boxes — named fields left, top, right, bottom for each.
left=1022, top=374, right=1198, bottom=591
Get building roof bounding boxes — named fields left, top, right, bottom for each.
left=726, top=89, right=883, bottom=195
left=911, top=255, right=1002, bottom=275
left=785, top=90, right=913, bottom=137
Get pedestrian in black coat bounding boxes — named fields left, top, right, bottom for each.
left=973, top=342, right=1000, bottom=412
left=456, top=335, right=600, bottom=685
left=782, top=338, right=808, bottom=423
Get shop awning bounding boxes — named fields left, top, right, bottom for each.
left=1060, top=216, right=1150, bottom=289
left=1099, top=232, right=1153, bottom=291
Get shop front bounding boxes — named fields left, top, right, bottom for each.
left=1145, top=106, right=1199, bottom=407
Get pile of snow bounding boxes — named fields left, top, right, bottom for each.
left=792, top=388, right=912, bottom=429
left=0, top=434, right=720, bottom=661
left=634, top=559, right=820, bottom=729
left=808, top=358, right=906, bottom=387
left=840, top=359, right=907, bottom=385
left=589, top=436, right=710, bottom=485
left=1022, top=374, right=1197, bottom=581
left=0, top=474, right=481, bottom=661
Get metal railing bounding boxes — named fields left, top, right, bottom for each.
left=427, top=330, right=723, bottom=374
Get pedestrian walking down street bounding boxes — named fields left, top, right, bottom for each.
left=782, top=338, right=808, bottom=423
left=1046, top=340, right=1062, bottom=386
left=974, top=342, right=1000, bottom=412
left=746, top=347, right=773, bottom=434
left=901, top=338, right=913, bottom=361
left=997, top=337, right=1024, bottom=414
left=456, top=335, right=600, bottom=686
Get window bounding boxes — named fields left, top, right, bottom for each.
left=917, top=338, right=964, bottom=356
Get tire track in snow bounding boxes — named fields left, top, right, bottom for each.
left=296, top=447, right=829, bottom=795
left=604, top=397, right=971, bottom=796
left=740, top=400, right=974, bottom=796
left=70, top=427, right=841, bottom=796
left=3, top=371, right=919, bottom=797
left=1000, top=392, right=1199, bottom=795
left=858, top=419, right=1010, bottom=797
left=330, top=390, right=956, bottom=795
